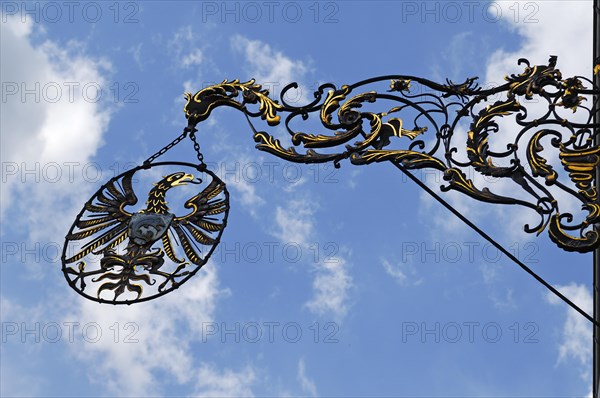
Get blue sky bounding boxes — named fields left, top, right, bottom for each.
left=0, top=1, right=596, bottom=396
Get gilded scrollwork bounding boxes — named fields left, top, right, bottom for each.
left=183, top=56, right=600, bottom=252
left=184, top=79, right=283, bottom=126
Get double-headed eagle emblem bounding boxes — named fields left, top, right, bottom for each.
left=62, top=165, right=229, bottom=303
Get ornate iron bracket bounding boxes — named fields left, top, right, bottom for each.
left=184, top=56, right=600, bottom=253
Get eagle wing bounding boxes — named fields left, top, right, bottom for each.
left=165, top=178, right=228, bottom=265
left=65, top=173, right=138, bottom=263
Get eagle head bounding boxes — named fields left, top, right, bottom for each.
left=156, top=172, right=199, bottom=190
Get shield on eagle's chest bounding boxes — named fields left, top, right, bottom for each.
left=129, top=212, right=174, bottom=246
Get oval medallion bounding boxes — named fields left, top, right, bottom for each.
left=62, top=162, right=229, bottom=304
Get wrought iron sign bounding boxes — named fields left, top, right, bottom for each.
left=62, top=56, right=600, bottom=304
left=62, top=134, right=229, bottom=304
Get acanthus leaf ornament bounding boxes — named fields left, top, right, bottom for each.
left=181, top=56, right=600, bottom=253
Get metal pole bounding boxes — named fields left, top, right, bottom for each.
left=594, top=1, right=600, bottom=396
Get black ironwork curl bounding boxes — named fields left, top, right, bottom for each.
left=183, top=56, right=600, bottom=252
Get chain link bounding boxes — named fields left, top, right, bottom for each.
left=143, top=128, right=189, bottom=165
left=188, top=129, right=205, bottom=165
left=142, top=126, right=206, bottom=167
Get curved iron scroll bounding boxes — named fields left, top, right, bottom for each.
left=183, top=56, right=600, bottom=253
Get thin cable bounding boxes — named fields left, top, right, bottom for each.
left=390, top=160, right=599, bottom=327
left=240, top=106, right=596, bottom=325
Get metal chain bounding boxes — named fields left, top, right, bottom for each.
left=142, top=127, right=205, bottom=167
left=143, top=128, right=190, bottom=165
left=188, top=129, right=205, bottom=165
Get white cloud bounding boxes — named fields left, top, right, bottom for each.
left=3, top=270, right=255, bottom=398
left=273, top=198, right=353, bottom=320
left=62, top=264, right=233, bottom=397
left=487, top=1, right=591, bottom=81
left=546, top=283, right=592, bottom=365
left=431, top=31, right=476, bottom=81
left=305, top=256, right=353, bottom=321
left=182, top=48, right=204, bottom=68
left=297, top=358, right=317, bottom=397
left=166, top=25, right=206, bottom=70
left=546, top=283, right=592, bottom=388
left=1, top=23, right=112, bottom=168
left=230, top=34, right=310, bottom=102
left=224, top=154, right=266, bottom=215
left=382, top=258, right=407, bottom=284
left=129, top=42, right=144, bottom=70
left=192, top=364, right=256, bottom=398
left=381, top=257, right=422, bottom=286
left=274, top=200, right=314, bottom=245
left=0, top=15, right=113, bottom=277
